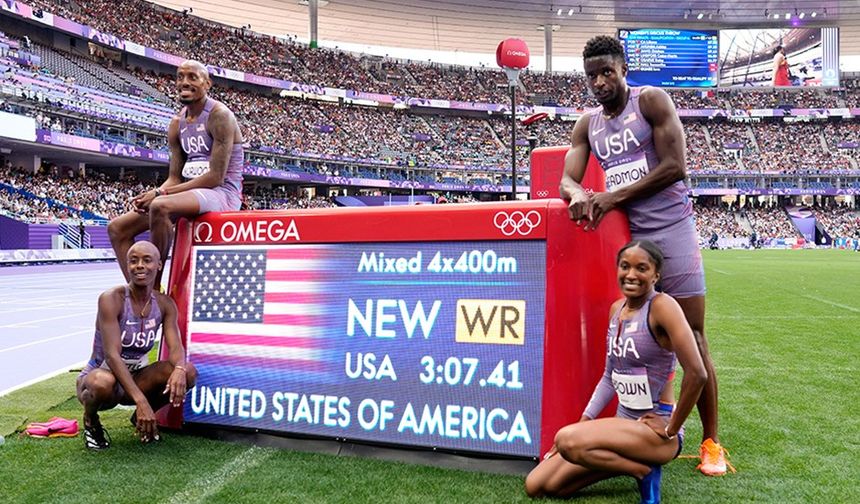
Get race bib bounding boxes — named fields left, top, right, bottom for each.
left=604, top=157, right=649, bottom=192
left=182, top=160, right=210, bottom=179
left=612, top=367, right=653, bottom=410
left=99, top=355, right=148, bottom=372
left=124, top=355, right=149, bottom=372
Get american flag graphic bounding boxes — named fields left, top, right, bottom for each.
left=187, top=247, right=339, bottom=376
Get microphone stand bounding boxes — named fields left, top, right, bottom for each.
left=504, top=68, right=520, bottom=200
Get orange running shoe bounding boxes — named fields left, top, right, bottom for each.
left=698, top=438, right=735, bottom=476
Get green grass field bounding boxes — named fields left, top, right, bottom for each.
left=1, top=250, right=858, bottom=503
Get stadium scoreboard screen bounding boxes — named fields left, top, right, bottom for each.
left=619, top=28, right=719, bottom=87
left=184, top=240, right=545, bottom=457
left=164, top=201, right=630, bottom=460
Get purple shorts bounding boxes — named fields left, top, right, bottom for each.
left=633, top=216, right=706, bottom=298
left=190, top=185, right=242, bottom=214
left=77, top=361, right=147, bottom=404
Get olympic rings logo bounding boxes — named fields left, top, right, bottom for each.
left=493, top=210, right=542, bottom=236
left=536, top=190, right=550, bottom=198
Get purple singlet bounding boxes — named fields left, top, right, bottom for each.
left=80, top=287, right=162, bottom=376
left=583, top=291, right=677, bottom=420
left=178, top=97, right=243, bottom=199
left=587, top=87, right=692, bottom=234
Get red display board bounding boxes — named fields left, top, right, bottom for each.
left=529, top=146, right=606, bottom=200
left=160, top=200, right=629, bottom=459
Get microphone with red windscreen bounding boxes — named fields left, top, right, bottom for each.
left=496, top=38, right=530, bottom=85
left=497, top=38, right=530, bottom=199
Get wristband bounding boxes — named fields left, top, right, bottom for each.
left=174, top=365, right=186, bottom=372
left=664, top=426, right=677, bottom=440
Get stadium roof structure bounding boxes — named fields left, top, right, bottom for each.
left=153, top=0, right=860, bottom=59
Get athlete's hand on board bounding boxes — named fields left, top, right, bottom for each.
left=586, top=192, right=618, bottom=230
left=567, top=190, right=592, bottom=226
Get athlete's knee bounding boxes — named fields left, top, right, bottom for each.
left=81, top=372, right=117, bottom=403
left=149, top=197, right=172, bottom=220
left=555, top=425, right=587, bottom=464
left=151, top=361, right=176, bottom=384
left=107, top=218, right=129, bottom=242
left=183, top=362, right=198, bottom=387
left=524, top=471, right=546, bottom=498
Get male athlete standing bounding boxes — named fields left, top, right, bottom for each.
left=560, top=35, right=729, bottom=476
left=108, top=60, right=244, bottom=286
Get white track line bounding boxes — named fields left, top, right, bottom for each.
left=162, top=446, right=273, bottom=504
left=0, top=304, right=93, bottom=315
left=708, top=267, right=731, bottom=275
left=0, top=329, right=91, bottom=354
left=0, top=274, right=117, bottom=287
left=0, top=312, right=93, bottom=328
left=0, top=295, right=96, bottom=303
left=717, top=365, right=854, bottom=373
left=0, top=360, right=87, bottom=397
left=802, top=294, right=860, bottom=313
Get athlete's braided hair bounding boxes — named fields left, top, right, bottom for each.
left=583, top=35, right=625, bottom=61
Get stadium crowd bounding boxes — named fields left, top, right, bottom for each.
left=684, top=123, right=740, bottom=171
left=19, top=0, right=842, bottom=110
left=694, top=204, right=749, bottom=243
left=0, top=162, right=345, bottom=222
left=743, top=205, right=802, bottom=240
left=0, top=185, right=79, bottom=222
left=724, top=89, right=843, bottom=109
left=0, top=162, right=145, bottom=222
left=6, top=156, right=852, bottom=245
left=0, top=3, right=857, bottom=247
left=5, top=19, right=860, bottom=176
left=243, top=192, right=337, bottom=211
left=11, top=57, right=860, bottom=176
left=814, top=204, right=860, bottom=239
left=744, top=123, right=853, bottom=173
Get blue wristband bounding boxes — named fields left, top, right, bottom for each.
left=657, top=402, right=674, bottom=413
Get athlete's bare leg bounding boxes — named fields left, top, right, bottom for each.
left=675, top=296, right=717, bottom=443
left=147, top=192, right=200, bottom=286
left=109, top=192, right=201, bottom=286
left=76, top=369, right=122, bottom=426
left=525, top=418, right=679, bottom=498
left=118, top=361, right=198, bottom=410
left=107, top=212, right=150, bottom=282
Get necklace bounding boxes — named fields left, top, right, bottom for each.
left=130, top=289, right=152, bottom=318
left=131, top=291, right=152, bottom=336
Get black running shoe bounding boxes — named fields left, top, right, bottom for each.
left=83, top=421, right=111, bottom=451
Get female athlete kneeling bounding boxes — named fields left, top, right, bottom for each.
left=525, top=240, right=707, bottom=504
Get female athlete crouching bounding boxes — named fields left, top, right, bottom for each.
left=525, top=241, right=707, bottom=504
